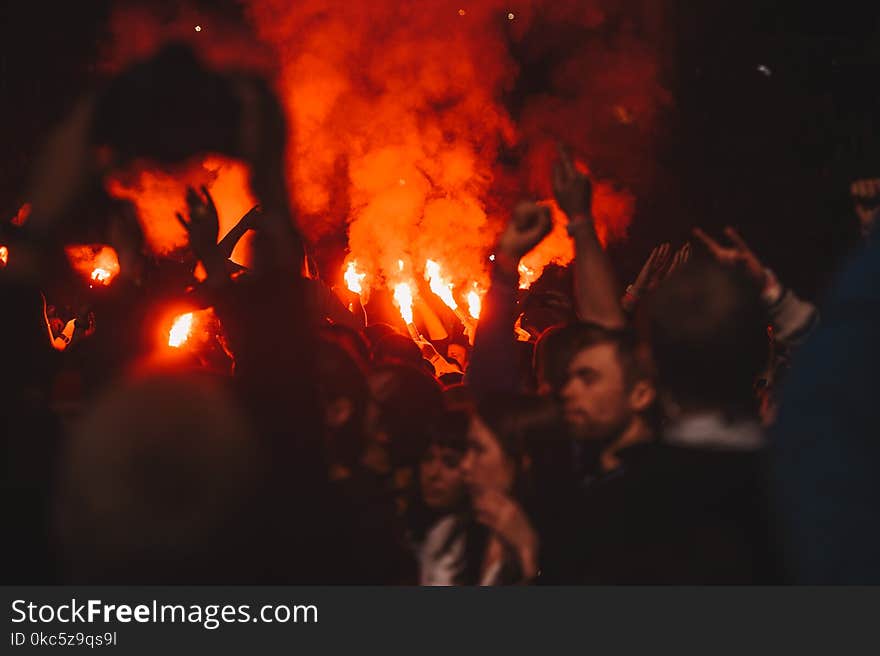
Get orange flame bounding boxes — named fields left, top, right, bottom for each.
left=168, top=312, right=194, bottom=348
left=65, top=245, right=120, bottom=286
left=343, top=260, right=367, bottom=295
left=424, top=259, right=458, bottom=310
left=0, top=245, right=8, bottom=268
left=466, top=287, right=481, bottom=320
left=100, top=1, right=666, bottom=305
left=518, top=262, right=538, bottom=290
left=392, top=282, right=415, bottom=325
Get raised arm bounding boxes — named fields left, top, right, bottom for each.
left=466, top=202, right=552, bottom=396
left=552, top=146, right=625, bottom=330
left=217, top=205, right=261, bottom=260
left=694, top=226, right=818, bottom=347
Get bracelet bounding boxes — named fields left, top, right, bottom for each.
left=624, top=284, right=639, bottom=298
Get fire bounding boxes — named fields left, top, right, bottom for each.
left=518, top=262, right=538, bottom=290
left=424, top=259, right=457, bottom=310
left=100, top=0, right=665, bottom=307
left=0, top=245, right=8, bottom=268
left=392, top=282, right=415, bottom=325
left=466, top=288, right=481, bottom=320
left=343, top=260, right=367, bottom=295
left=65, top=245, right=120, bottom=286
left=168, top=313, right=194, bottom=348
left=165, top=307, right=228, bottom=364
left=91, top=268, right=112, bottom=284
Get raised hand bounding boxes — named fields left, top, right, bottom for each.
left=552, top=144, right=592, bottom=219
left=497, top=202, right=553, bottom=261
left=850, top=178, right=880, bottom=238
left=631, top=242, right=672, bottom=294
left=666, top=242, right=691, bottom=276
left=239, top=204, right=262, bottom=231
left=176, top=185, right=220, bottom=263
left=693, top=226, right=766, bottom=288
left=472, top=487, right=539, bottom=580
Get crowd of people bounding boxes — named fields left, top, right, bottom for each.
left=3, top=45, right=879, bottom=585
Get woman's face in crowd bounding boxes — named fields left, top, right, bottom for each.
left=419, top=445, right=465, bottom=511
left=461, top=417, right=516, bottom=494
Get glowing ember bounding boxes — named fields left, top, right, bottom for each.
left=65, top=245, right=120, bottom=287
left=424, top=259, right=458, bottom=310
left=168, top=313, right=194, bottom=348
left=467, top=288, right=481, bottom=320
left=0, top=245, right=7, bottom=267
left=11, top=203, right=31, bottom=227
left=398, top=259, right=404, bottom=272
left=518, top=262, right=538, bottom=290
left=393, top=282, right=415, bottom=325
left=343, top=260, right=367, bottom=295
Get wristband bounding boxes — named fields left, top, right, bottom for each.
left=566, top=214, right=593, bottom=237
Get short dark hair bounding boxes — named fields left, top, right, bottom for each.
left=372, top=333, right=422, bottom=366
left=644, top=261, right=768, bottom=416
left=315, top=337, right=370, bottom=468
left=318, top=324, right=371, bottom=364
left=535, top=322, right=648, bottom=393
left=368, top=363, right=444, bottom=466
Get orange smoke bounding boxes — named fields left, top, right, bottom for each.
left=65, top=245, right=120, bottom=287
left=100, top=1, right=669, bottom=298
left=106, top=156, right=257, bottom=265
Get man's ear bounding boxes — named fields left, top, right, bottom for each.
left=629, top=379, right=656, bottom=413
left=325, top=397, right=354, bottom=429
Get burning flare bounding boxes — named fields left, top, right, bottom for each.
left=518, top=262, right=538, bottom=290
left=65, top=245, right=120, bottom=287
left=343, top=260, right=367, bottom=295
left=0, top=245, right=8, bottom=268
left=424, top=259, right=458, bottom=310
left=466, top=288, right=481, bottom=320
left=168, top=313, right=194, bottom=348
left=393, top=282, right=415, bottom=325
left=91, top=268, right=112, bottom=284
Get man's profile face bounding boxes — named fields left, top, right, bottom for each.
left=560, top=343, right=632, bottom=441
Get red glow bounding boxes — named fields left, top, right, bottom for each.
left=65, top=245, right=120, bottom=287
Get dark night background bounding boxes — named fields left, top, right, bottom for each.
left=2, top=0, right=879, bottom=297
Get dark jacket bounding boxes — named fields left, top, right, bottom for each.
left=575, top=441, right=781, bottom=584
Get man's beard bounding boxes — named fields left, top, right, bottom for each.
left=565, top=412, right=629, bottom=445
